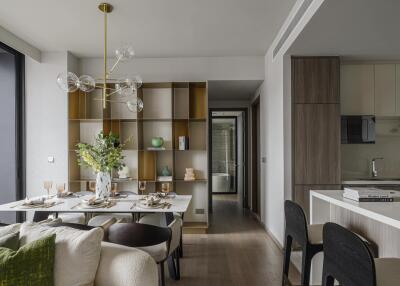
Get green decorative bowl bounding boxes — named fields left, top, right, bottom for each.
left=151, top=137, right=164, bottom=148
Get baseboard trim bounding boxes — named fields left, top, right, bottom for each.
left=264, top=226, right=284, bottom=250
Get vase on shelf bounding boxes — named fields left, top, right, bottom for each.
left=95, top=171, right=111, bottom=199
left=161, top=166, right=171, bottom=176
left=151, top=137, right=164, bottom=148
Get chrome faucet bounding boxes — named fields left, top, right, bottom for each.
left=371, top=157, right=384, bottom=177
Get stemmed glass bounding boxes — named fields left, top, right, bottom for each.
left=43, top=181, right=53, bottom=199
left=56, top=183, right=65, bottom=197
left=138, top=181, right=146, bottom=195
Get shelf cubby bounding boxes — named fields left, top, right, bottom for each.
left=139, top=121, right=173, bottom=150
left=120, top=121, right=138, bottom=149
left=189, top=121, right=207, bottom=150
left=69, top=91, right=86, bottom=119
left=173, top=83, right=189, bottom=119
left=156, top=150, right=174, bottom=178
left=174, top=150, right=207, bottom=180
left=189, top=82, right=207, bottom=120
left=173, top=120, right=189, bottom=149
left=138, top=151, right=156, bottom=181
left=141, top=83, right=173, bottom=120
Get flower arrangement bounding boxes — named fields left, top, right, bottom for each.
left=76, top=131, right=125, bottom=173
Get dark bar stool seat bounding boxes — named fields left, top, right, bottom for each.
left=322, top=222, right=400, bottom=286
left=282, top=200, right=324, bottom=286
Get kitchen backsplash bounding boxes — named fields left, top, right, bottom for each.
left=342, top=118, right=400, bottom=179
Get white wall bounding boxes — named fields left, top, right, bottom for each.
left=25, top=52, right=69, bottom=203
left=259, top=0, right=326, bottom=245
left=80, top=56, right=264, bottom=82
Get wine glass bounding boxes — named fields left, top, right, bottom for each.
left=43, top=181, right=53, bottom=198
left=138, top=181, right=146, bottom=195
left=56, top=183, right=65, bottom=197
left=111, top=183, right=118, bottom=197
left=89, top=181, right=96, bottom=193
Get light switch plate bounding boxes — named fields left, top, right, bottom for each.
left=47, top=156, right=55, bottom=163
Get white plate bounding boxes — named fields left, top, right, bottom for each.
left=138, top=202, right=165, bottom=209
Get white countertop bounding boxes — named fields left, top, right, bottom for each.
left=0, top=194, right=192, bottom=213
left=310, top=190, right=400, bottom=229
left=342, top=180, right=400, bottom=185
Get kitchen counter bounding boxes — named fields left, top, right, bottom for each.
left=342, top=180, right=400, bottom=185
left=303, top=189, right=400, bottom=285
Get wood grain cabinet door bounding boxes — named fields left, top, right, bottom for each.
left=292, top=57, right=340, bottom=104
left=294, top=104, right=341, bottom=185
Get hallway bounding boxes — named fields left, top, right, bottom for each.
left=167, top=195, right=299, bottom=286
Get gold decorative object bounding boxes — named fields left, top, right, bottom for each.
left=56, top=3, right=144, bottom=113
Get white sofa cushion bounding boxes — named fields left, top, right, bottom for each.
left=95, top=242, right=158, bottom=286
left=0, top=223, right=21, bottom=236
left=20, top=222, right=104, bottom=286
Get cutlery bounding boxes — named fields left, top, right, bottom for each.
left=70, top=202, right=81, bottom=209
left=130, top=202, right=136, bottom=209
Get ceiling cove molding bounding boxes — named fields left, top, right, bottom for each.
left=0, top=25, right=41, bottom=61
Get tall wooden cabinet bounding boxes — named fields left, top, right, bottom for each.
left=68, top=82, right=209, bottom=231
left=292, top=57, right=341, bottom=218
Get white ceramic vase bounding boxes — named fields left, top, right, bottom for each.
left=95, top=171, right=111, bottom=199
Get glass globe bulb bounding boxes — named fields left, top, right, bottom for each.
left=126, top=97, right=144, bottom=113
left=78, top=75, right=96, bottom=92
left=115, top=45, right=135, bottom=62
left=134, top=75, right=143, bottom=89
left=116, top=77, right=136, bottom=96
left=56, top=72, right=79, bottom=92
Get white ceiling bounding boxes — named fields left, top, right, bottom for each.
left=208, top=80, right=262, bottom=101
left=288, top=0, right=400, bottom=60
left=0, top=0, right=296, bottom=58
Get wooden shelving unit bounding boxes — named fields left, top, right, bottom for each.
left=68, top=82, right=209, bottom=229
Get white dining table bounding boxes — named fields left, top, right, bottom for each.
left=0, top=193, right=192, bottom=215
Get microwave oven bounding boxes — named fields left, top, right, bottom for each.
left=341, top=115, right=375, bottom=144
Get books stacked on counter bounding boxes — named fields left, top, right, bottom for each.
left=343, top=187, right=400, bottom=202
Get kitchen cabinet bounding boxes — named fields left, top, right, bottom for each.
left=375, top=64, right=396, bottom=116
left=340, top=64, right=374, bottom=115
left=292, top=57, right=340, bottom=103
left=294, top=104, right=341, bottom=185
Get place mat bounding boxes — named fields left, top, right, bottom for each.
left=19, top=201, right=63, bottom=209
left=138, top=201, right=172, bottom=209
left=76, top=201, right=116, bottom=209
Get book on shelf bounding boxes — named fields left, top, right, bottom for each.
left=343, top=187, right=400, bottom=202
left=157, top=176, right=173, bottom=182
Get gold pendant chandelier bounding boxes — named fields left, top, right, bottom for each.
left=56, top=3, right=143, bottom=113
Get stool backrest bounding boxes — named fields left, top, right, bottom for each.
left=323, top=222, right=376, bottom=286
left=107, top=222, right=172, bottom=249
left=284, top=200, right=309, bottom=244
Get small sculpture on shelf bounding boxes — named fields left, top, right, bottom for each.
left=118, top=166, right=130, bottom=179
left=184, top=168, right=196, bottom=181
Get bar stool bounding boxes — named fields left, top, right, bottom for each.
left=282, top=200, right=324, bottom=286
left=322, top=222, right=400, bottom=286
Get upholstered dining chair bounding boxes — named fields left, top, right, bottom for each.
left=139, top=213, right=182, bottom=278
left=322, top=222, right=400, bottom=286
left=106, top=222, right=175, bottom=286
left=282, top=200, right=324, bottom=286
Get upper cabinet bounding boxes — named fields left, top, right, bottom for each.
left=292, top=57, right=340, bottom=104
left=341, top=63, right=400, bottom=116
left=375, top=64, right=396, bottom=116
left=340, top=64, right=374, bottom=115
